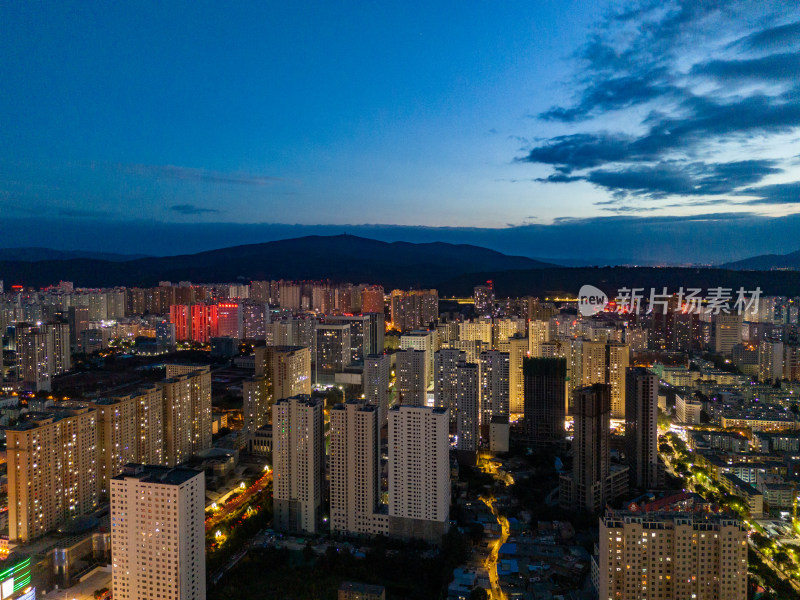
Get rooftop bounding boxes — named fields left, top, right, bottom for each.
left=113, top=463, right=202, bottom=485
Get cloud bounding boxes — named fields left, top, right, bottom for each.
left=734, top=20, right=800, bottom=51
left=540, top=70, right=677, bottom=122
left=737, top=181, right=800, bottom=204
left=586, top=160, right=782, bottom=199
left=170, top=204, right=221, bottom=215
left=534, top=173, right=583, bottom=183
left=126, top=164, right=283, bottom=186
left=519, top=1, right=800, bottom=207
left=690, top=52, right=800, bottom=82
left=597, top=205, right=661, bottom=213
left=523, top=93, right=800, bottom=173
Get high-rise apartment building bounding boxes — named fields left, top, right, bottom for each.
left=581, top=341, right=629, bottom=419
left=456, top=361, right=480, bottom=452
left=396, top=349, right=429, bottom=407
left=90, top=397, right=138, bottom=496
left=216, top=302, right=242, bottom=339
left=581, top=341, right=607, bottom=386
left=241, top=301, right=270, bottom=340
left=8, top=405, right=99, bottom=542
left=156, top=320, right=177, bottom=353
left=111, top=464, right=205, bottom=600
left=129, top=385, right=165, bottom=465
left=785, top=344, right=800, bottom=381
left=249, top=280, right=270, bottom=303
left=388, top=405, right=449, bottom=542
left=169, top=304, right=191, bottom=341
left=190, top=304, right=218, bottom=343
left=458, top=321, right=493, bottom=346
left=400, top=330, right=436, bottom=387
left=606, top=342, right=629, bottom=419
left=363, top=353, right=392, bottom=426
left=278, top=282, right=302, bottom=311
left=473, top=283, right=494, bottom=316
left=447, top=339, right=488, bottom=364
left=528, top=320, right=550, bottom=357
left=435, top=322, right=458, bottom=347
left=254, top=345, right=312, bottom=401
left=625, top=367, right=660, bottom=490
left=329, top=401, right=389, bottom=536
left=17, top=325, right=55, bottom=392
left=599, top=510, right=748, bottom=600
left=325, top=314, right=377, bottom=363
left=268, top=317, right=316, bottom=349
left=68, top=305, right=89, bottom=352
left=311, top=284, right=334, bottom=314
left=715, top=314, right=743, bottom=355
left=272, top=396, right=325, bottom=534
left=523, top=357, right=566, bottom=445
left=363, top=311, right=385, bottom=356
left=434, top=348, right=466, bottom=418
left=242, top=376, right=270, bottom=433
left=759, top=340, right=784, bottom=383
left=479, top=351, right=510, bottom=424
left=500, top=334, right=528, bottom=414
left=390, top=289, right=438, bottom=332
left=161, top=366, right=212, bottom=466
left=44, top=321, right=71, bottom=374
left=361, top=285, right=385, bottom=315
left=492, top=317, right=525, bottom=349
left=560, top=384, right=628, bottom=513
left=315, top=324, right=351, bottom=383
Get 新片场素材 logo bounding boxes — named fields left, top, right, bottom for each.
left=578, top=284, right=608, bottom=316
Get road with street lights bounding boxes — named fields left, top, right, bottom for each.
left=205, top=470, right=272, bottom=533
left=661, top=430, right=800, bottom=596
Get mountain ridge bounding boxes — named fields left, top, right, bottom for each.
left=0, top=234, right=555, bottom=288
left=720, top=248, right=800, bottom=271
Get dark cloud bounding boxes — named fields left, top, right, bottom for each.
left=598, top=205, right=661, bottom=213
left=737, top=181, right=800, bottom=204
left=521, top=2, right=800, bottom=205
left=734, top=20, right=800, bottom=51
left=540, top=71, right=677, bottom=122
left=524, top=92, right=800, bottom=174
left=690, top=52, right=800, bottom=82
left=534, top=173, right=583, bottom=183
left=523, top=133, right=636, bottom=170
left=170, top=204, right=220, bottom=215
left=587, top=160, right=781, bottom=199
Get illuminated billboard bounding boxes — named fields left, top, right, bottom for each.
left=0, top=557, right=32, bottom=600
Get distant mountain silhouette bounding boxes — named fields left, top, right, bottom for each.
left=0, top=247, right=147, bottom=262
left=0, top=234, right=556, bottom=288
left=720, top=249, right=800, bottom=271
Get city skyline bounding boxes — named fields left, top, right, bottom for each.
left=2, top=1, right=800, bottom=262
left=2, top=2, right=800, bottom=597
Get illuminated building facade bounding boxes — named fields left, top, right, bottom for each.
left=272, top=395, right=324, bottom=534
left=599, top=511, right=747, bottom=600
left=111, top=464, right=205, bottom=600
left=7, top=406, right=99, bottom=542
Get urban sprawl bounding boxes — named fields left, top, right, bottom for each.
left=1, top=279, right=799, bottom=599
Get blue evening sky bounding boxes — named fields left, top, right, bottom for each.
left=2, top=1, right=799, bottom=261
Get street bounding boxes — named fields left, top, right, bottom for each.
left=205, top=471, right=272, bottom=532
